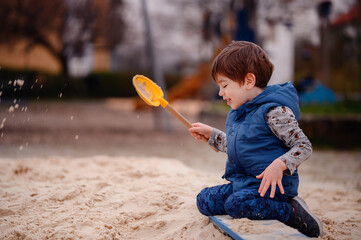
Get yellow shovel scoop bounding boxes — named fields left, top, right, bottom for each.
left=132, top=75, right=218, bottom=152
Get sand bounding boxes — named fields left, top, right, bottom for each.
left=0, top=154, right=360, bottom=240
left=0, top=100, right=360, bottom=239
left=0, top=156, right=228, bottom=240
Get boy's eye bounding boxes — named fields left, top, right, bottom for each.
left=222, top=84, right=228, bottom=88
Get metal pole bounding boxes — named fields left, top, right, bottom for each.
left=317, top=0, right=332, bottom=86
left=140, top=0, right=172, bottom=132
left=320, top=17, right=330, bottom=86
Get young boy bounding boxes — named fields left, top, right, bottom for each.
left=189, top=41, right=323, bottom=237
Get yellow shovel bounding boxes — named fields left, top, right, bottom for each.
left=132, top=75, right=218, bottom=152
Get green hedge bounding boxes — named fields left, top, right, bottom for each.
left=300, top=100, right=361, bottom=115
left=0, top=68, right=181, bottom=99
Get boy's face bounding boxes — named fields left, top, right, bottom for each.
left=216, top=74, right=251, bottom=110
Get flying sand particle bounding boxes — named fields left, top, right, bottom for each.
left=15, top=79, right=24, bottom=87
left=0, top=118, right=6, bottom=129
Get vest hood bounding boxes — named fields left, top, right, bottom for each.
left=235, top=82, right=300, bottom=120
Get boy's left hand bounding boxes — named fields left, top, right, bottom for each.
left=256, top=158, right=288, bottom=198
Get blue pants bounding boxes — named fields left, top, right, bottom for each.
left=196, top=183, right=294, bottom=223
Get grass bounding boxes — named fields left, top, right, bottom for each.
left=300, top=100, right=361, bottom=115
left=208, top=100, right=361, bottom=116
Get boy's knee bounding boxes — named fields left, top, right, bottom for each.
left=196, top=188, right=208, bottom=203
left=196, top=188, right=212, bottom=216
left=196, top=184, right=232, bottom=216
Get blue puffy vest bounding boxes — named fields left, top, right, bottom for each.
left=224, top=82, right=300, bottom=197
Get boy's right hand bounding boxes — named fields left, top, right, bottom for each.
left=189, top=122, right=213, bottom=141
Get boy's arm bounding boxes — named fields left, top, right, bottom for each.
left=208, top=128, right=227, bottom=153
left=189, top=123, right=227, bottom=153
left=267, top=106, right=313, bottom=175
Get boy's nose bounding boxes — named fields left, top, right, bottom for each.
left=218, top=89, right=224, bottom=97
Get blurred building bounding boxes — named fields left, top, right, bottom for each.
left=0, top=0, right=115, bottom=77
left=0, top=38, right=110, bottom=76
left=0, top=37, right=63, bottom=73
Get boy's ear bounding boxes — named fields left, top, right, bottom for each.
left=245, top=73, right=256, bottom=89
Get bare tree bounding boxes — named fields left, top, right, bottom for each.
left=0, top=0, right=125, bottom=79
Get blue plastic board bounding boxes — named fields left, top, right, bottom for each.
left=209, top=215, right=309, bottom=240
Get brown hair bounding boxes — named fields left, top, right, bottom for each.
left=211, top=41, right=274, bottom=89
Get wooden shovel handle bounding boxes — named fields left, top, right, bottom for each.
left=165, top=104, right=218, bottom=152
